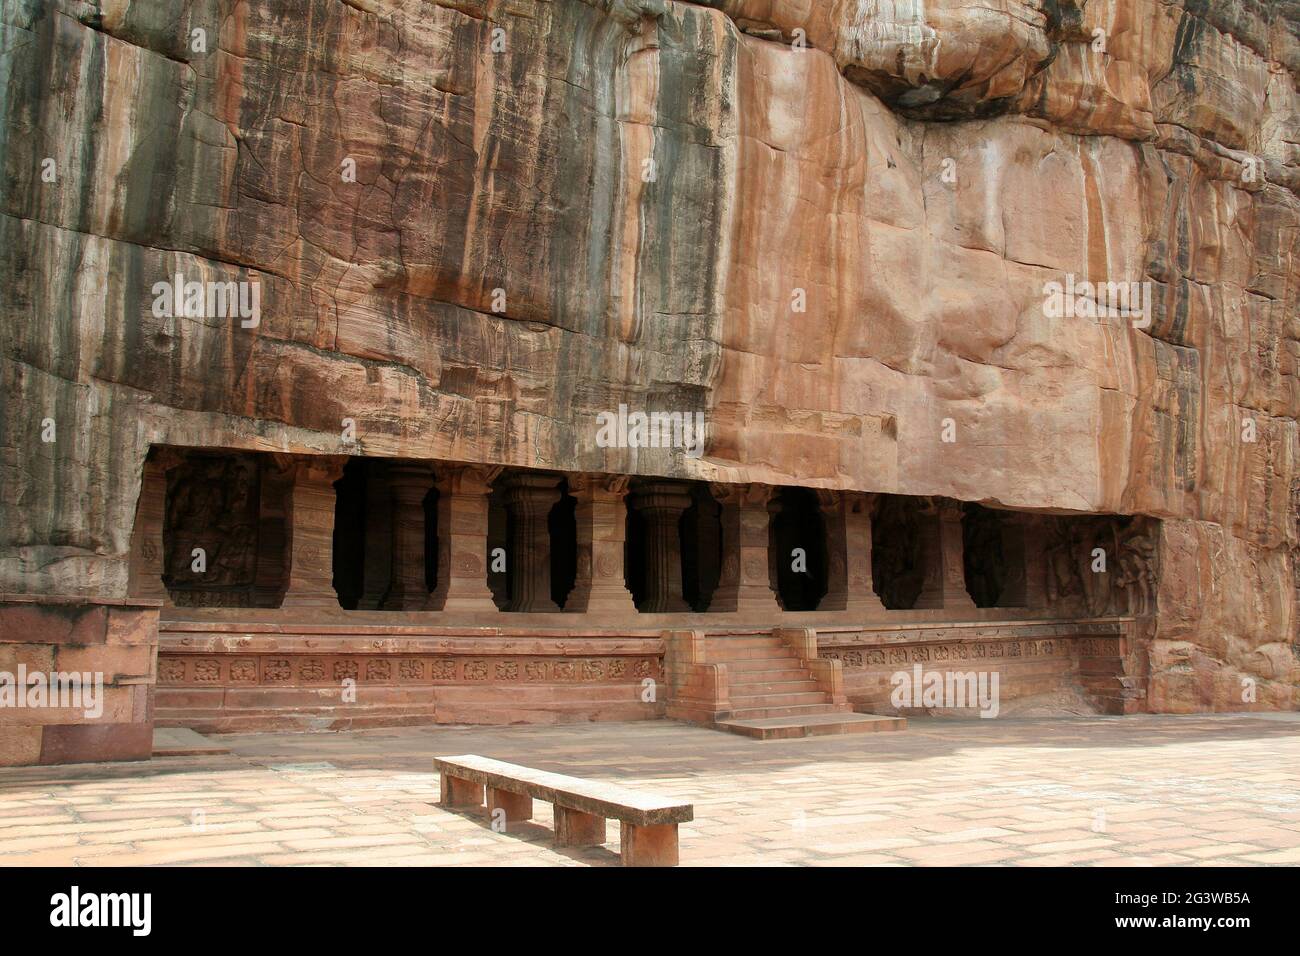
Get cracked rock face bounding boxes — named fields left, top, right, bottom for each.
left=1, top=0, right=1297, bottom=711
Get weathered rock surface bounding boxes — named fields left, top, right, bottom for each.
left=1, top=0, right=1297, bottom=710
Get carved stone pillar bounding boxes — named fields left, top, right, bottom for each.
left=127, top=448, right=183, bottom=602
left=917, top=499, right=977, bottom=611
left=817, top=492, right=847, bottom=611
left=915, top=505, right=944, bottom=609
left=942, top=501, right=979, bottom=611
left=428, top=464, right=498, bottom=613
left=565, top=475, right=636, bottom=614
left=358, top=460, right=392, bottom=610
left=282, top=456, right=347, bottom=608
left=629, top=480, right=692, bottom=613
left=384, top=462, right=435, bottom=610
left=818, top=490, right=885, bottom=615
left=486, top=489, right=509, bottom=608
left=253, top=456, right=294, bottom=608
left=500, top=472, right=564, bottom=612
left=708, top=483, right=779, bottom=614
left=767, top=491, right=787, bottom=609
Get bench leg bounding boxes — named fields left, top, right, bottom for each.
left=439, top=773, right=483, bottom=809
left=487, top=787, right=533, bottom=828
left=553, top=805, right=607, bottom=847
left=620, top=822, right=679, bottom=867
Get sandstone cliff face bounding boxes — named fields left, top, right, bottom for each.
left=1, top=0, right=1297, bottom=710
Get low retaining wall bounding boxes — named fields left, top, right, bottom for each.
left=0, top=595, right=160, bottom=766
left=157, top=617, right=1146, bottom=731
left=817, top=619, right=1145, bottom=716
left=157, top=620, right=665, bottom=731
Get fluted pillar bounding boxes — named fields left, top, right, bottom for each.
left=282, top=456, right=347, bottom=608
left=818, top=490, right=886, bottom=615
left=428, top=464, right=498, bottom=613
left=630, top=480, right=692, bottom=613
left=708, top=483, right=779, bottom=614
left=384, top=462, right=435, bottom=610
left=501, top=472, right=564, bottom=613
left=565, top=474, right=636, bottom=614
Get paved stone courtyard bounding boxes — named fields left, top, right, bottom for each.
left=1, top=714, right=1299, bottom=867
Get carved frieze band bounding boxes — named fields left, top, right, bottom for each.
left=819, top=636, right=1123, bottom=668
left=159, top=654, right=660, bottom=686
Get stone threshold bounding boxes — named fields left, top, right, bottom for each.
left=715, top=712, right=907, bottom=740
left=158, top=614, right=1135, bottom=642
left=159, top=609, right=1123, bottom=630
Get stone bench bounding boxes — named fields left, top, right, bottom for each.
left=433, top=754, right=693, bottom=866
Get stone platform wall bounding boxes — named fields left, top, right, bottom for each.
left=818, top=620, right=1148, bottom=716
left=0, top=596, right=159, bottom=766
left=156, top=620, right=664, bottom=732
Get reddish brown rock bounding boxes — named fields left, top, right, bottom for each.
left=0, top=597, right=159, bottom=766
left=0, top=0, right=1296, bottom=720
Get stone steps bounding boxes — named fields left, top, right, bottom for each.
left=728, top=690, right=831, bottom=709
left=716, top=712, right=908, bottom=740
left=728, top=679, right=823, bottom=696
left=728, top=702, right=849, bottom=720
left=707, top=646, right=801, bottom=662
left=704, top=636, right=787, bottom=651
left=726, top=666, right=813, bottom=682
left=681, top=628, right=909, bottom=740
left=719, top=659, right=807, bottom=676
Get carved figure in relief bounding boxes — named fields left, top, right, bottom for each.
left=164, top=455, right=260, bottom=595
left=1076, top=519, right=1117, bottom=617
left=1115, top=521, right=1158, bottom=616
left=1043, top=516, right=1158, bottom=617
left=1043, top=518, right=1111, bottom=615
left=1043, top=522, right=1081, bottom=609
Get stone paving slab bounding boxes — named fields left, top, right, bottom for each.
left=0, top=713, right=1298, bottom=866
left=152, top=728, right=231, bottom=757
